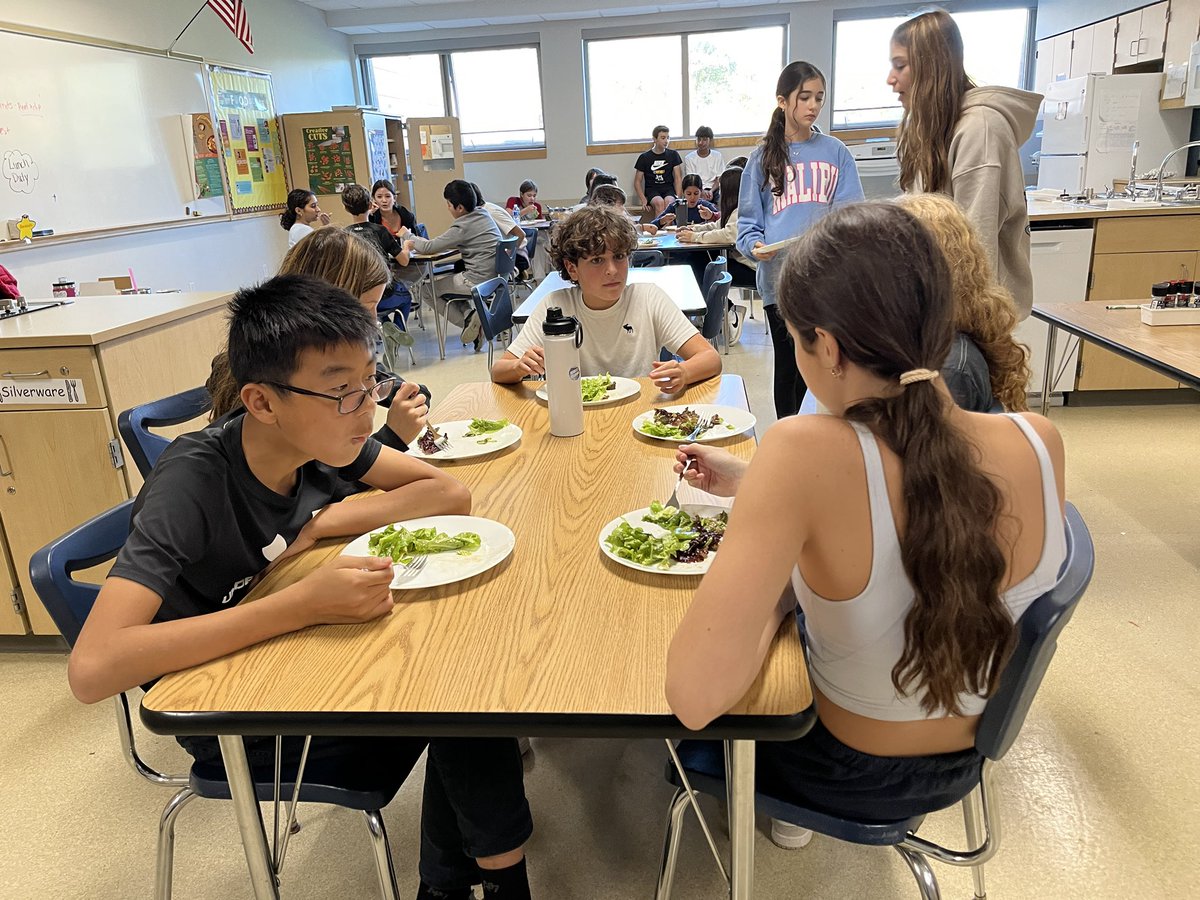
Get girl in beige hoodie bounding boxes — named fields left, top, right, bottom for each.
left=888, top=9, right=1041, bottom=320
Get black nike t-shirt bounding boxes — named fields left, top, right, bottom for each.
left=635, top=148, right=683, bottom=197
left=110, top=411, right=380, bottom=623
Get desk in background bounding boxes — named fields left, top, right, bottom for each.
left=513, top=266, right=704, bottom=324
left=143, top=375, right=812, bottom=900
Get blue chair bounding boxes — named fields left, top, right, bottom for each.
left=632, top=249, right=665, bottom=267
left=699, top=271, right=733, bottom=351
left=29, top=503, right=407, bottom=899
left=118, top=387, right=212, bottom=477
left=655, top=503, right=1095, bottom=900
left=470, top=277, right=515, bottom=369
left=700, top=255, right=727, bottom=301
left=439, top=236, right=520, bottom=353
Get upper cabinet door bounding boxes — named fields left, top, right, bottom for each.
left=1090, top=18, right=1118, bottom=75
left=1116, top=11, right=1142, bottom=67
left=1139, top=1, right=1170, bottom=62
left=1051, top=32, right=1075, bottom=83
left=1071, top=25, right=1095, bottom=78
left=1034, top=37, right=1055, bottom=96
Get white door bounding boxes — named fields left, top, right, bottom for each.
left=1036, top=155, right=1086, bottom=193
left=1034, top=38, right=1055, bottom=96
left=1070, top=26, right=1094, bottom=78
left=1022, top=227, right=1094, bottom=395
left=1040, top=77, right=1090, bottom=155
left=1051, top=32, right=1074, bottom=82
left=1115, top=12, right=1141, bottom=68
left=1138, top=1, right=1169, bottom=63
left=1089, top=18, right=1117, bottom=75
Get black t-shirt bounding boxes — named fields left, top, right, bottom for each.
left=635, top=148, right=683, bottom=196
left=346, top=221, right=402, bottom=263
left=110, top=411, right=381, bottom=623
left=369, top=205, right=417, bottom=234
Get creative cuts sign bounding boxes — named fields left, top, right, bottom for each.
left=0, top=378, right=86, bottom=405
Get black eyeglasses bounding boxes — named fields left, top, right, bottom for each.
left=265, top=376, right=395, bottom=414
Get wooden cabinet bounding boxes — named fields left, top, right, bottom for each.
left=0, top=293, right=228, bottom=635
left=1079, top=215, right=1198, bottom=390
left=1116, top=1, right=1169, bottom=67
left=279, top=109, right=412, bottom=229
left=405, top=116, right=465, bottom=238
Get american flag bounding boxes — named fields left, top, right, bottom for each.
left=207, top=0, right=254, bottom=54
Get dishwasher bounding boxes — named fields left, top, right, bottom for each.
left=1018, top=223, right=1094, bottom=400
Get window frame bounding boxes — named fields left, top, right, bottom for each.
left=582, top=20, right=788, bottom=146
left=360, top=43, right=547, bottom=153
left=830, top=1, right=1037, bottom=134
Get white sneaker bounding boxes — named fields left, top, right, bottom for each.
left=770, top=819, right=813, bottom=849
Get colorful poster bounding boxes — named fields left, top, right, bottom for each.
left=209, top=67, right=288, bottom=214
left=302, top=125, right=355, bottom=194
left=192, top=113, right=218, bottom=158
left=367, top=129, right=389, bottom=184
left=187, top=112, right=222, bottom=199
left=194, top=158, right=223, bottom=198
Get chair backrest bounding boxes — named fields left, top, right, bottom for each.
left=631, top=249, right=665, bottom=268
left=522, top=226, right=539, bottom=260
left=470, top=277, right=514, bottom=342
left=976, top=502, right=1094, bottom=760
left=701, top=271, right=733, bottom=340
left=79, top=281, right=120, bottom=297
left=29, top=500, right=135, bottom=646
left=494, top=235, right=520, bottom=279
left=701, top=255, right=727, bottom=300
left=118, top=387, right=212, bottom=478
left=415, top=222, right=429, bottom=238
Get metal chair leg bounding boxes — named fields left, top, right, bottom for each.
left=362, top=809, right=400, bottom=900
left=894, top=845, right=942, bottom=900
left=155, top=787, right=197, bottom=900
left=962, top=788, right=988, bottom=899
left=654, top=788, right=691, bottom=900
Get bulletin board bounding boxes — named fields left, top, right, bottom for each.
left=208, top=66, right=287, bottom=214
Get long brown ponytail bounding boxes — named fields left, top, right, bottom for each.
left=759, top=61, right=826, bottom=197
left=777, top=201, right=1015, bottom=715
left=893, top=9, right=976, bottom=193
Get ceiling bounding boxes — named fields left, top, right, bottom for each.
left=296, top=0, right=796, bottom=35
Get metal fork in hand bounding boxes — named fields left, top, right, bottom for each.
left=434, top=432, right=453, bottom=453
left=685, top=416, right=713, bottom=441
left=662, top=457, right=695, bottom=511
left=394, top=555, right=428, bottom=583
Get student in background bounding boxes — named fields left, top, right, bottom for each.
left=651, top=174, right=718, bottom=227
left=580, top=167, right=606, bottom=203
left=679, top=167, right=756, bottom=281
left=738, top=61, right=864, bottom=419
left=280, top=189, right=330, bottom=248
left=473, top=183, right=533, bottom=283
left=889, top=9, right=1040, bottom=319
left=72, top=276, right=534, bottom=899
left=589, top=185, right=660, bottom=235
left=666, top=202, right=1065, bottom=850
left=505, top=180, right=544, bottom=221
left=206, top=228, right=430, bottom=451
left=897, top=193, right=1030, bottom=412
left=369, top=179, right=418, bottom=236
left=404, top=179, right=503, bottom=349
left=342, top=184, right=420, bottom=297
left=683, top=125, right=725, bottom=200
left=634, top=126, right=683, bottom=219
left=491, top=205, right=720, bottom=391
left=712, top=157, right=749, bottom=207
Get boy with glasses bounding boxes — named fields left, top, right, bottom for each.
left=68, top=275, right=533, bottom=899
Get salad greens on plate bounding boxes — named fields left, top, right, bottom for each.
left=464, top=418, right=509, bottom=437
left=603, top=502, right=728, bottom=569
left=580, top=373, right=615, bottom=403
left=368, top=524, right=481, bottom=564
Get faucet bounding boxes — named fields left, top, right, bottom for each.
left=1127, top=140, right=1140, bottom=197
left=1155, top=141, right=1200, bottom=201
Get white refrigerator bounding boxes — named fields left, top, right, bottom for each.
left=1037, top=73, right=1191, bottom=194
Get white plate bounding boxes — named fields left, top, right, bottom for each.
left=631, top=404, right=756, bottom=443
left=535, top=375, right=641, bottom=406
left=408, top=420, right=522, bottom=461
left=598, top=504, right=727, bottom=575
left=637, top=237, right=661, bottom=247
left=344, top=515, right=515, bottom=590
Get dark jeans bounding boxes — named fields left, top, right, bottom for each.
left=765, top=303, right=807, bottom=419
left=179, top=734, right=532, bottom=891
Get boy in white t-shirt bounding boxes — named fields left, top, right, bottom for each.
left=682, top=125, right=725, bottom=200
left=491, top=205, right=721, bottom=392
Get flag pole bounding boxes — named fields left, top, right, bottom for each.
left=167, top=1, right=209, bottom=55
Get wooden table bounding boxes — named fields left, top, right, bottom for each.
left=1032, top=303, right=1200, bottom=414
left=142, top=375, right=812, bottom=900
left=514, top=266, right=705, bottom=323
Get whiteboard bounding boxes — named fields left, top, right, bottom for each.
left=0, top=29, right=228, bottom=237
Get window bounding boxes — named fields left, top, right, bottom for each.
left=584, top=24, right=786, bottom=144
left=832, top=8, right=1032, bottom=130
left=366, top=46, right=545, bottom=151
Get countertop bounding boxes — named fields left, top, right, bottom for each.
left=0, top=292, right=232, bottom=349
left=1028, top=198, right=1200, bottom=222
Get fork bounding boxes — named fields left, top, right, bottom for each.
left=663, top=457, right=695, bottom=511
left=394, top=554, right=428, bottom=583
left=685, top=416, right=713, bottom=441
left=435, top=432, right=453, bottom=453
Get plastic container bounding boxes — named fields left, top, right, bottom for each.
left=52, top=278, right=76, bottom=298
left=542, top=306, right=584, bottom=437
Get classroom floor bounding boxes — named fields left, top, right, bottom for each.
left=3, top=303, right=1198, bottom=899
